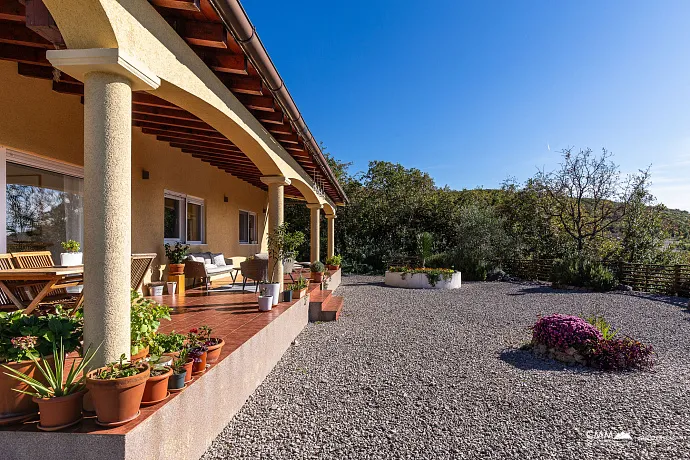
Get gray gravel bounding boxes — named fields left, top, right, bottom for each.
left=201, top=276, right=690, bottom=459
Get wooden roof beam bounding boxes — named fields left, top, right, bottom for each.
left=137, top=124, right=226, bottom=139
left=132, top=113, right=219, bottom=132
left=216, top=73, right=263, bottom=95
left=0, top=1, right=25, bottom=22
left=201, top=49, right=247, bottom=75
left=0, top=20, right=52, bottom=48
left=180, top=20, right=227, bottom=48
left=132, top=103, right=202, bottom=122
left=234, top=93, right=274, bottom=112
left=252, top=110, right=283, bottom=125
left=150, top=0, right=200, bottom=12
left=0, top=42, right=48, bottom=65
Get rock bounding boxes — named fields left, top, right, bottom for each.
left=617, top=284, right=634, bottom=292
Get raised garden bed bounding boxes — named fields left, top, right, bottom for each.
left=384, top=267, right=461, bottom=289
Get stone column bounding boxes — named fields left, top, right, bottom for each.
left=261, top=176, right=290, bottom=291
left=47, top=49, right=161, bottom=367
left=307, top=203, right=322, bottom=263
left=83, top=72, right=133, bottom=366
left=326, top=215, right=336, bottom=259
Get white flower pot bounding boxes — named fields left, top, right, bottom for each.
left=260, top=282, right=281, bottom=306
left=258, top=295, right=273, bottom=311
left=166, top=282, right=177, bottom=295
left=60, top=252, right=83, bottom=267
left=149, top=283, right=165, bottom=296
left=65, top=285, right=83, bottom=294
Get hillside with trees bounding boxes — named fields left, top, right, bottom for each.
left=286, top=148, right=690, bottom=281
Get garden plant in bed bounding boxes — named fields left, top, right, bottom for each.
left=528, top=313, right=655, bottom=371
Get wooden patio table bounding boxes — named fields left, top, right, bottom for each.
left=0, top=266, right=84, bottom=314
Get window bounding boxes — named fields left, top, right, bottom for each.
left=3, top=149, right=84, bottom=261
left=239, top=210, right=257, bottom=244
left=164, top=190, right=204, bottom=243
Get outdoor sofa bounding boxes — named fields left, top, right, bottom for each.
left=185, top=252, right=238, bottom=290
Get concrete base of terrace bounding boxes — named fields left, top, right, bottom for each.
left=384, top=271, right=462, bottom=289
left=0, top=295, right=309, bottom=460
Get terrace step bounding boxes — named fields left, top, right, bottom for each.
left=320, top=295, right=344, bottom=321
left=308, top=289, right=343, bottom=322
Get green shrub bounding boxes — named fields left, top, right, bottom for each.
left=550, top=254, right=617, bottom=291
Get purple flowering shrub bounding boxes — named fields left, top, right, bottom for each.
left=532, top=314, right=602, bottom=351
left=531, top=313, right=655, bottom=371
left=587, top=338, right=655, bottom=371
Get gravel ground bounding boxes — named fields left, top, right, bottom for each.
left=201, top=276, right=690, bottom=460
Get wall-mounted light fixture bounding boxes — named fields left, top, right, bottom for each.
left=224, top=195, right=228, bottom=202
left=142, top=170, right=150, bottom=180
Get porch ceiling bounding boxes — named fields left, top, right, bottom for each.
left=0, top=0, right=343, bottom=203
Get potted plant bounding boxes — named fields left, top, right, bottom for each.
left=0, top=309, right=82, bottom=425
left=164, top=242, right=189, bottom=276
left=283, top=288, right=293, bottom=302
left=311, top=261, right=325, bottom=283
left=150, top=331, right=186, bottom=358
left=198, top=325, right=225, bottom=363
left=86, top=354, right=150, bottom=426
left=168, top=349, right=189, bottom=391
left=60, top=240, right=83, bottom=267
left=260, top=223, right=294, bottom=306
left=2, top=341, right=98, bottom=431
left=289, top=276, right=310, bottom=299
left=140, top=357, right=172, bottom=406
left=325, top=255, right=342, bottom=271
left=187, top=329, right=208, bottom=375
left=130, top=290, right=171, bottom=361
left=258, top=285, right=273, bottom=312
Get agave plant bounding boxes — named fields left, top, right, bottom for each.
left=2, top=340, right=99, bottom=399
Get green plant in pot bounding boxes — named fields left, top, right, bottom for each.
left=140, top=355, right=172, bottom=406
left=130, top=290, right=171, bottom=361
left=3, top=340, right=98, bottom=431
left=325, top=254, right=342, bottom=271
left=288, top=276, right=310, bottom=299
left=60, top=239, right=83, bottom=267
left=0, top=308, right=82, bottom=424
left=311, top=261, right=326, bottom=283
left=168, top=348, right=190, bottom=390
left=186, top=329, right=209, bottom=374
left=86, top=354, right=150, bottom=427
left=260, top=223, right=292, bottom=307
left=164, top=242, right=189, bottom=275
left=150, top=331, right=186, bottom=358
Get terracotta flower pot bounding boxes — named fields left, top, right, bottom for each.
left=130, top=346, right=149, bottom=362
left=206, top=339, right=225, bottom=363
left=141, top=367, right=172, bottom=405
left=86, top=363, right=150, bottom=426
left=0, top=358, right=51, bottom=425
left=327, top=265, right=340, bottom=271
left=192, top=351, right=207, bottom=374
left=183, top=359, right=194, bottom=383
left=292, top=287, right=308, bottom=299
left=311, top=272, right=324, bottom=283
left=169, top=263, right=185, bottom=275
left=33, top=390, right=85, bottom=430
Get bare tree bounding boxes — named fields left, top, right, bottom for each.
left=536, top=148, right=648, bottom=253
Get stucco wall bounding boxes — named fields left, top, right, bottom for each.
left=0, top=61, right=268, bottom=280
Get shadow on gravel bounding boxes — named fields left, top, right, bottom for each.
left=499, top=348, right=595, bottom=374
left=506, top=285, right=589, bottom=296
left=620, top=292, right=689, bottom=310
left=341, top=276, right=386, bottom=287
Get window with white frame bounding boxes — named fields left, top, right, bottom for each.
left=239, top=210, right=257, bottom=244
left=164, top=190, right=205, bottom=243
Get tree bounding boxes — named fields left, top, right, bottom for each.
left=536, top=148, right=645, bottom=253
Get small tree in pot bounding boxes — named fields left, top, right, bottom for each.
left=260, top=223, right=289, bottom=306
left=164, top=242, right=189, bottom=276
left=311, top=261, right=326, bottom=283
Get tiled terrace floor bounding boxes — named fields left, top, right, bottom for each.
left=0, top=275, right=310, bottom=436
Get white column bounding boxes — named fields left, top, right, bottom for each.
left=83, top=71, right=133, bottom=366
left=307, top=203, right=322, bottom=263
left=261, top=176, right=290, bottom=292
left=47, top=49, right=160, bottom=367
left=326, top=215, right=335, bottom=259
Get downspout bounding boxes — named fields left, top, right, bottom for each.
left=208, top=0, right=348, bottom=204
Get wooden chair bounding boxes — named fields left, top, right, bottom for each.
left=11, top=251, right=55, bottom=269
left=131, top=253, right=156, bottom=292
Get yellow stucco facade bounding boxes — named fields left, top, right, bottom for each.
left=0, top=60, right=267, bottom=279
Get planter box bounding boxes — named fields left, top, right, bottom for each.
left=384, top=271, right=462, bottom=289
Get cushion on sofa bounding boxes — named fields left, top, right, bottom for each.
left=188, top=253, right=206, bottom=263
left=212, top=253, right=226, bottom=266
left=206, top=266, right=235, bottom=275
left=254, top=253, right=269, bottom=260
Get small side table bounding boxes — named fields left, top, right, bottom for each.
left=167, top=273, right=185, bottom=295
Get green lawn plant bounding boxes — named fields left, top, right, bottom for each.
left=2, top=340, right=99, bottom=399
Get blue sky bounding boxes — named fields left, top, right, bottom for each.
left=245, top=0, right=690, bottom=211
